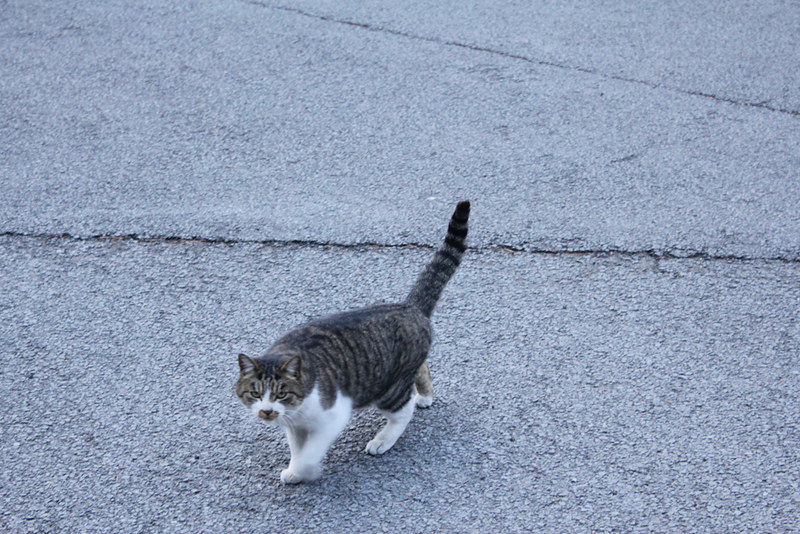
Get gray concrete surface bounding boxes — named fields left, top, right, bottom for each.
left=3, top=0, right=799, bottom=258
left=1, top=0, right=798, bottom=532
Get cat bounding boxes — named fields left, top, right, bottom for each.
left=236, top=201, right=470, bottom=484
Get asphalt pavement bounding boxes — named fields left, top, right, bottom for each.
left=1, top=1, right=798, bottom=532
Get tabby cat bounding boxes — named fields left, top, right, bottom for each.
left=236, top=201, right=470, bottom=484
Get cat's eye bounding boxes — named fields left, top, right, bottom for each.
left=276, top=392, right=287, bottom=400
left=250, top=391, right=262, bottom=399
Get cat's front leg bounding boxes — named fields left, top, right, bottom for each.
left=281, top=427, right=320, bottom=484
left=280, top=426, right=342, bottom=484
left=279, top=398, right=352, bottom=484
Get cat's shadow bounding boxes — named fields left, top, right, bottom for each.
left=234, top=398, right=464, bottom=491
left=323, top=400, right=463, bottom=487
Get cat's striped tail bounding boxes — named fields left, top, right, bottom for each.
left=406, top=200, right=470, bottom=318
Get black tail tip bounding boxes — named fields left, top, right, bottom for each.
left=454, top=200, right=470, bottom=219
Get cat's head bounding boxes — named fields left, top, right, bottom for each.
left=236, top=353, right=304, bottom=425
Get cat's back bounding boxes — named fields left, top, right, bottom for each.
left=268, top=303, right=432, bottom=408
left=276, top=302, right=431, bottom=350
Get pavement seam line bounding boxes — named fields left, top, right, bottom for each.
left=245, top=1, right=799, bottom=117
left=1, top=231, right=797, bottom=264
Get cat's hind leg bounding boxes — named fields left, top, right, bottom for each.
left=366, top=395, right=415, bottom=456
left=413, top=361, right=434, bottom=408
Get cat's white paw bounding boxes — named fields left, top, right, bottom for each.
left=414, top=393, right=433, bottom=408
left=280, top=465, right=320, bottom=485
left=365, top=437, right=396, bottom=456
left=280, top=468, right=304, bottom=484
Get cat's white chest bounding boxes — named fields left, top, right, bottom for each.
left=294, top=388, right=353, bottom=429
left=277, top=389, right=354, bottom=484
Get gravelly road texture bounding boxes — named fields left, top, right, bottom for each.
left=2, top=238, right=798, bottom=532
left=1, top=1, right=799, bottom=532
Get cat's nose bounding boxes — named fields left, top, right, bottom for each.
left=259, top=409, right=279, bottom=421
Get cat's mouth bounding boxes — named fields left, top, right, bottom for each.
left=258, top=409, right=279, bottom=422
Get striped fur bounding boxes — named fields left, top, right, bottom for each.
left=236, top=201, right=470, bottom=484
left=406, top=200, right=470, bottom=317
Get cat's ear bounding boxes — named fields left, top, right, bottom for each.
left=277, top=355, right=302, bottom=380
left=238, top=353, right=261, bottom=375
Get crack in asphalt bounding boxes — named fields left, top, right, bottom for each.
left=245, top=1, right=799, bottom=117
left=1, top=231, right=797, bottom=264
